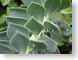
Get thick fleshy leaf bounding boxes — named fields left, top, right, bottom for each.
left=0, top=31, right=8, bottom=40
left=21, top=0, right=46, bottom=7
left=29, top=33, right=57, bottom=53
left=10, top=31, right=30, bottom=54
left=38, top=33, right=57, bottom=53
left=25, top=18, right=44, bottom=34
left=6, top=16, right=27, bottom=25
left=47, top=11, right=72, bottom=24
left=32, top=0, right=46, bottom=6
left=30, top=41, right=48, bottom=54
left=46, top=11, right=63, bottom=22
left=0, top=31, right=8, bottom=44
left=29, top=35, right=58, bottom=54
left=28, top=3, right=45, bottom=23
left=31, top=41, right=60, bottom=54
left=0, top=40, right=8, bottom=44
left=8, top=8, right=30, bottom=19
left=21, top=0, right=32, bottom=7
left=45, top=0, right=71, bottom=16
left=45, top=0, right=60, bottom=12
left=7, top=23, right=32, bottom=39
left=44, top=21, right=62, bottom=41
left=44, top=21, right=60, bottom=32
left=0, top=43, right=16, bottom=54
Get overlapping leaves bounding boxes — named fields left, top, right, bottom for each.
left=0, top=0, right=72, bottom=54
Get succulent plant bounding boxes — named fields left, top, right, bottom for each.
left=0, top=0, right=72, bottom=54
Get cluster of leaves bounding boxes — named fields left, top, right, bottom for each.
left=0, top=0, right=72, bottom=54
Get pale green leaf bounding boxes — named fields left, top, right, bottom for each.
left=60, top=7, right=72, bottom=14
left=7, top=23, right=32, bottom=39
left=6, top=16, right=27, bottom=25
left=28, top=3, right=45, bottom=23
left=8, top=8, right=30, bottom=19
left=21, top=0, right=32, bottom=7
left=44, top=21, right=60, bottom=32
left=0, top=43, right=16, bottom=54
left=10, top=31, right=30, bottom=54
left=45, top=0, right=71, bottom=15
left=44, top=20, right=62, bottom=41
left=21, top=0, right=46, bottom=7
left=38, top=33, right=58, bottom=53
left=0, top=31, right=8, bottom=40
left=25, top=18, right=44, bottom=34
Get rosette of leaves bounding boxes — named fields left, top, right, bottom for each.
left=0, top=0, right=72, bottom=54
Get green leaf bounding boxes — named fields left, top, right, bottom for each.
left=38, top=33, right=58, bottom=53
left=7, top=23, right=32, bottom=39
left=32, top=0, right=46, bottom=6
left=45, top=0, right=60, bottom=12
left=21, top=0, right=32, bottom=7
left=0, top=15, right=6, bottom=24
left=25, top=18, right=44, bottom=34
left=21, top=0, right=46, bottom=7
left=0, top=31, right=8, bottom=40
left=0, top=27, right=7, bottom=32
left=60, top=0, right=72, bottom=9
left=29, top=33, right=58, bottom=53
left=60, top=7, right=72, bottom=14
left=44, top=21, right=62, bottom=41
left=44, top=21, right=60, bottom=32
left=0, top=0, right=11, bottom=6
left=8, top=0, right=18, bottom=7
left=10, top=31, right=30, bottom=54
left=8, top=8, right=30, bottom=19
left=6, top=16, right=28, bottom=25
left=45, top=0, right=71, bottom=15
left=29, top=34, right=58, bottom=54
left=62, top=15, right=72, bottom=24
left=28, top=3, right=45, bottom=23
left=0, top=43, right=16, bottom=54
left=0, top=40, right=8, bottom=44
left=54, top=20, right=72, bottom=40
left=30, top=41, right=48, bottom=54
